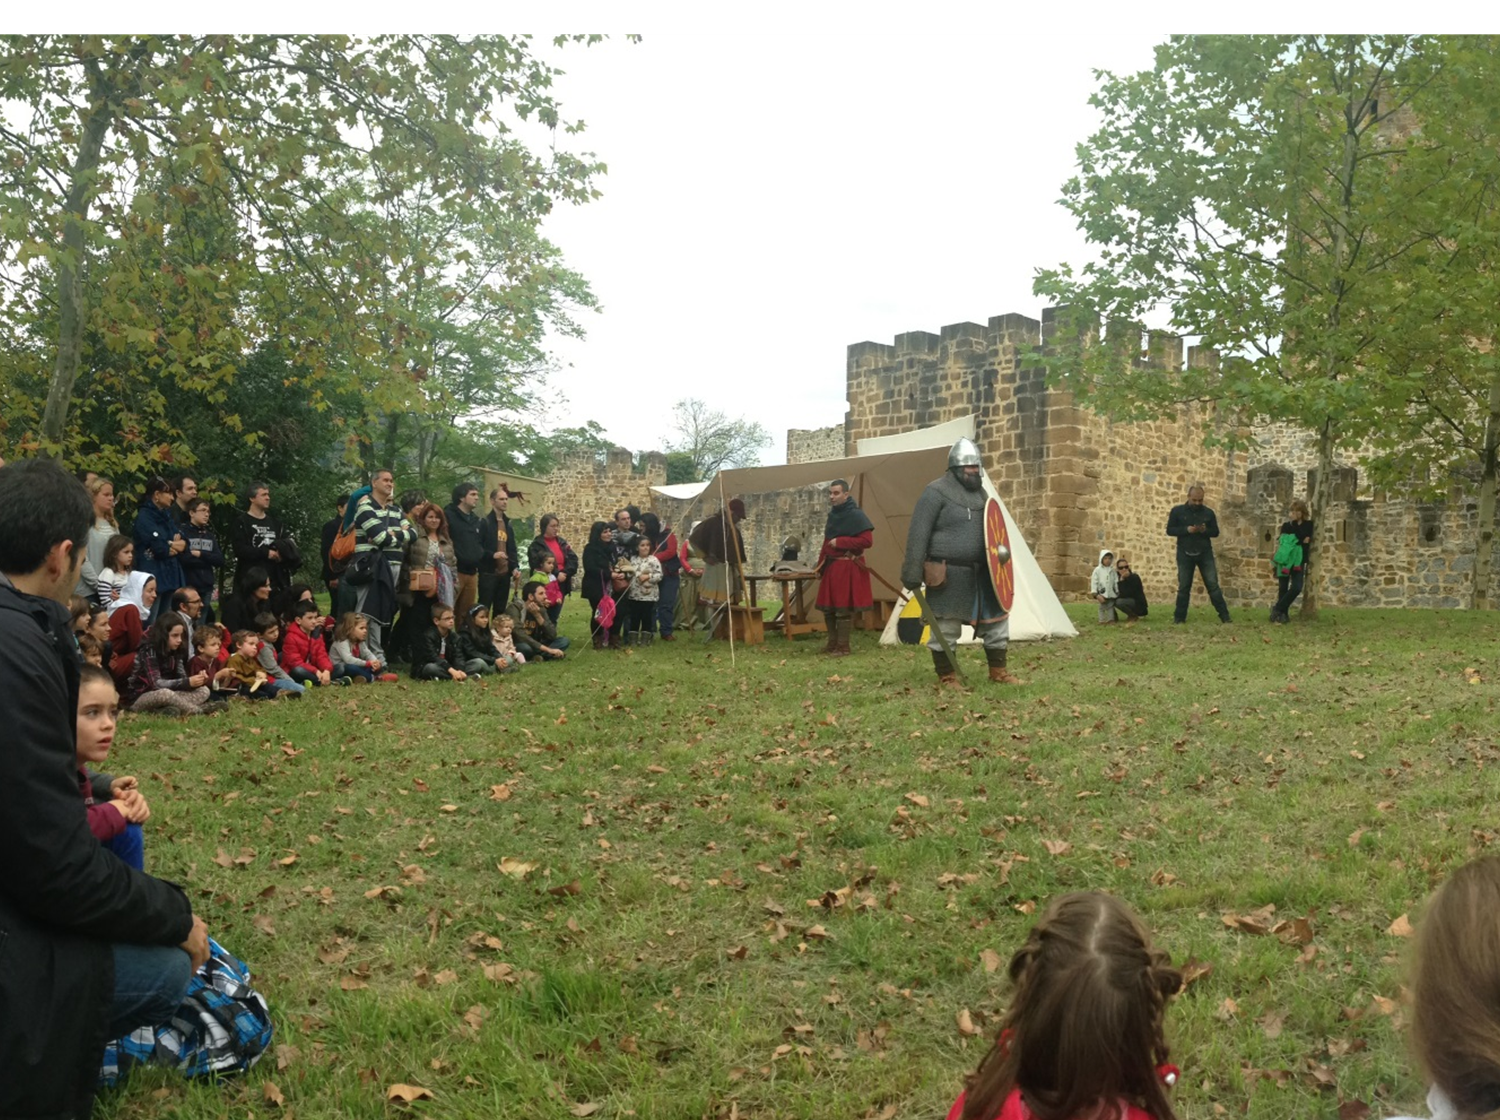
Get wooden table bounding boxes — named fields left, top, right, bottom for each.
left=745, top=572, right=824, bottom=641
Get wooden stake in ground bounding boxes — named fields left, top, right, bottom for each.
left=717, top=471, right=735, bottom=669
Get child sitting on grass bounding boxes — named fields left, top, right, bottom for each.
left=412, top=603, right=479, bottom=681
left=223, top=630, right=273, bottom=699
left=280, top=601, right=346, bottom=687
left=78, top=632, right=104, bottom=667
left=330, top=612, right=395, bottom=683
left=123, top=610, right=224, bottom=717
left=76, top=663, right=150, bottom=869
left=458, top=604, right=515, bottom=675
left=491, top=611, right=524, bottom=667
left=1390, top=855, right=1500, bottom=1120
left=948, top=891, right=1182, bottom=1120
left=189, top=626, right=236, bottom=704
left=253, top=612, right=304, bottom=698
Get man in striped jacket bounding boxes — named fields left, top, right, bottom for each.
left=352, top=468, right=416, bottom=666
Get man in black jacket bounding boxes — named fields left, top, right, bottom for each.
left=0, top=460, right=210, bottom=1118
left=1166, top=482, right=1232, bottom=624
left=479, top=486, right=521, bottom=613
left=446, top=482, right=484, bottom=621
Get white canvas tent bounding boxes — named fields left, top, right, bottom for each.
left=861, top=416, right=1077, bottom=644
left=682, top=432, right=1074, bottom=643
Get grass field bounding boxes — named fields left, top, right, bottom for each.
left=92, top=603, right=1500, bottom=1120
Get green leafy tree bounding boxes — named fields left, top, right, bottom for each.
left=664, top=451, right=699, bottom=484
left=664, top=398, right=770, bottom=480
left=1034, top=35, right=1456, bottom=616
left=0, top=34, right=605, bottom=466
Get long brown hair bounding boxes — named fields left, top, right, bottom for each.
left=1412, top=857, right=1500, bottom=1119
left=960, top=892, right=1181, bottom=1120
left=413, top=501, right=450, bottom=542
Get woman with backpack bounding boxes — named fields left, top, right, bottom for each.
left=1270, top=499, right=1314, bottom=624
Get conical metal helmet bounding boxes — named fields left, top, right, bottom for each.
left=948, top=437, right=982, bottom=470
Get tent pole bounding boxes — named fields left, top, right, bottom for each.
left=717, top=471, right=735, bottom=669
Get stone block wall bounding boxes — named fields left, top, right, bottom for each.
left=844, top=309, right=1482, bottom=611
left=787, top=424, right=847, bottom=464
left=543, top=446, right=666, bottom=548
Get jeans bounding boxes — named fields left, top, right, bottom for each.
left=657, top=575, right=679, bottom=637
left=1274, top=570, right=1305, bottom=617
left=105, top=822, right=145, bottom=871
left=108, top=942, right=192, bottom=1039
left=265, top=677, right=305, bottom=698
left=1174, top=551, right=1231, bottom=622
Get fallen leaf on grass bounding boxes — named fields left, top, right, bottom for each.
left=439, top=803, right=458, bottom=813
left=263, top=1081, right=285, bottom=1106
left=979, top=948, right=1003, bottom=973
left=339, top=975, right=369, bottom=991
left=1041, top=839, right=1072, bottom=856
left=804, top=924, right=830, bottom=940
left=619, top=1034, right=639, bottom=1054
left=462, top=1005, right=485, bottom=1031
left=956, top=1008, right=981, bottom=1037
left=1388, top=913, right=1413, bottom=938
left=363, top=885, right=401, bottom=901
left=547, top=879, right=582, bottom=898
left=387, top=1083, right=435, bottom=1103
left=569, top=1103, right=601, bottom=1117
left=1261, top=1011, right=1285, bottom=1039
left=253, top=914, right=276, bottom=937
left=434, top=969, right=458, bottom=986
left=1216, top=997, right=1239, bottom=1020
left=489, top=783, right=513, bottom=801
left=1180, top=959, right=1214, bottom=987
left=498, top=858, right=537, bottom=878
left=904, top=792, right=930, bottom=808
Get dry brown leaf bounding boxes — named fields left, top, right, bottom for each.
left=569, top=1103, right=601, bottom=1117
left=498, top=858, right=537, bottom=878
left=339, top=975, right=369, bottom=991
left=253, top=914, right=276, bottom=937
left=804, top=924, right=830, bottom=940
left=547, top=879, right=582, bottom=898
left=462, top=1004, right=485, bottom=1031
left=618, top=1034, right=639, bottom=1054
left=263, top=1081, right=285, bottom=1106
left=904, top=792, right=930, bottom=809
left=433, top=969, right=458, bottom=986
left=489, top=783, right=513, bottom=801
left=979, top=948, right=1003, bottom=973
left=1042, top=839, right=1072, bottom=856
left=647, top=764, right=667, bottom=774
left=956, top=1008, right=981, bottom=1037
left=1260, top=1011, right=1285, bottom=1039
left=1388, top=913, right=1414, bottom=938
left=387, top=1083, right=435, bottom=1103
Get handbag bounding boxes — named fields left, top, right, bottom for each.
left=923, top=560, right=948, bottom=590
left=409, top=568, right=436, bottom=594
left=594, top=574, right=617, bottom=628
left=345, top=550, right=378, bottom=586
left=329, top=525, right=357, bottom=571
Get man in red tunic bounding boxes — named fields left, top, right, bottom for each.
left=815, top=479, right=874, bottom=657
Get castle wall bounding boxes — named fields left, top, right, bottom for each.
left=786, top=424, right=847, bottom=465
left=542, top=446, right=666, bottom=552
left=844, top=310, right=1482, bottom=611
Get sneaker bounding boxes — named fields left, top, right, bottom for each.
left=660, top=634, right=675, bottom=642
left=200, top=701, right=229, bottom=715
left=377, top=673, right=400, bottom=683
left=337, top=676, right=352, bottom=687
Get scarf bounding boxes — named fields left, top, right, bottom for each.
left=341, top=486, right=373, bottom=533
left=109, top=571, right=156, bottom=619
left=824, top=494, right=875, bottom=540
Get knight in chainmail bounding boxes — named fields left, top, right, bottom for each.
left=900, top=438, right=1020, bottom=685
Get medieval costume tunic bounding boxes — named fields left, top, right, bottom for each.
left=901, top=470, right=1017, bottom=683
left=688, top=500, right=746, bottom=611
left=815, top=493, right=874, bottom=655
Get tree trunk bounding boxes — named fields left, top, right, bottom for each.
left=39, top=87, right=114, bottom=449
left=1301, top=418, right=1336, bottom=619
left=1472, top=366, right=1500, bottom=609
left=382, top=412, right=401, bottom=472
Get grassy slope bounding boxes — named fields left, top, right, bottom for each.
left=95, top=605, right=1499, bottom=1120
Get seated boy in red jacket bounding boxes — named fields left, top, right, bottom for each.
left=279, top=601, right=348, bottom=687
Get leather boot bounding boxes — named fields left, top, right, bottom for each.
left=986, top=647, right=1021, bottom=684
left=836, top=615, right=854, bottom=655
left=931, top=649, right=960, bottom=685
left=822, top=611, right=842, bottom=655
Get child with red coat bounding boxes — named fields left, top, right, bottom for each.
left=815, top=479, right=874, bottom=658
left=280, top=601, right=348, bottom=687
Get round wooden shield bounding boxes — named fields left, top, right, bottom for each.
left=984, top=497, right=1015, bottom=613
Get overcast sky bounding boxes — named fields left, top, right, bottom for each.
left=532, top=15, right=1170, bottom=464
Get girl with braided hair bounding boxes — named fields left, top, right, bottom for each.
left=950, top=892, right=1183, bottom=1120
